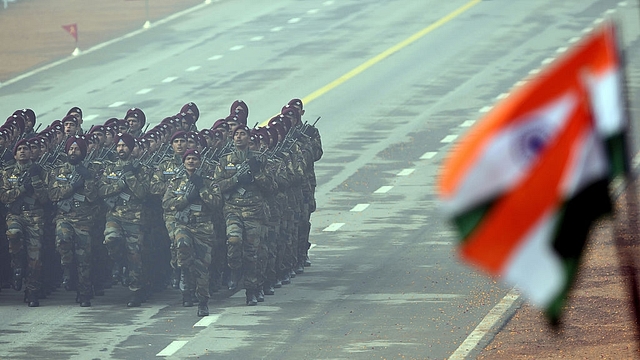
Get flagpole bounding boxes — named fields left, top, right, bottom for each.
left=615, top=30, right=640, bottom=352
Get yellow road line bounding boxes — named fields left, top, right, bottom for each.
left=302, top=0, right=482, bottom=105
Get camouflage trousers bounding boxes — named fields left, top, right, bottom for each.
left=55, top=219, right=92, bottom=296
left=6, top=211, right=43, bottom=292
left=259, top=220, right=279, bottom=286
left=225, top=211, right=266, bottom=291
left=164, top=219, right=178, bottom=270
left=281, top=210, right=299, bottom=275
left=209, top=213, right=227, bottom=292
left=174, top=221, right=214, bottom=301
left=297, top=202, right=311, bottom=263
left=104, top=216, right=144, bottom=291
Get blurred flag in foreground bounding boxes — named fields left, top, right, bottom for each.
left=437, top=22, right=626, bottom=323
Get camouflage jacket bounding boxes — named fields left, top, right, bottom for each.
left=214, top=149, right=276, bottom=218
left=47, top=161, right=98, bottom=219
left=150, top=153, right=183, bottom=196
left=162, top=170, right=222, bottom=225
left=0, top=161, right=49, bottom=214
left=98, top=158, right=149, bottom=222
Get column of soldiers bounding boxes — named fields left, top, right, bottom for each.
left=0, top=99, right=323, bottom=317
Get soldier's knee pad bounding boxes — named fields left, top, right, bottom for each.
left=6, top=229, right=21, bottom=241
left=227, top=236, right=242, bottom=245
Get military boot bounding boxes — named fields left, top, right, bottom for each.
left=263, top=282, right=275, bottom=295
left=304, top=254, right=311, bottom=267
left=26, top=290, right=39, bottom=307
left=294, top=262, right=305, bottom=275
left=228, top=268, right=241, bottom=292
left=182, top=290, right=194, bottom=307
left=197, top=299, right=209, bottom=317
left=77, top=292, right=91, bottom=307
left=256, top=288, right=265, bottom=303
left=126, top=289, right=144, bottom=307
left=245, top=289, right=258, bottom=306
left=12, top=268, right=23, bottom=291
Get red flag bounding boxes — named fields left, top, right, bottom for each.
left=62, top=24, right=78, bottom=42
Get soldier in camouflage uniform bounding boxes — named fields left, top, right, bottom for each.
left=0, top=139, right=49, bottom=307
left=47, top=136, right=98, bottom=306
left=150, top=131, right=188, bottom=289
left=162, top=149, right=221, bottom=316
left=214, top=124, right=275, bottom=306
left=98, top=133, right=149, bottom=307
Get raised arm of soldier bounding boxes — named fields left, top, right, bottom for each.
left=48, top=136, right=97, bottom=203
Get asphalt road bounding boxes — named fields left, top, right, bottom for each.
left=0, top=0, right=638, bottom=359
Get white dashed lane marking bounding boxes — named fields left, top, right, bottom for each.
left=208, top=55, right=223, bottom=60
left=156, top=340, right=188, bottom=357
left=397, top=169, right=415, bottom=176
left=441, top=135, right=457, bottom=143
left=162, top=77, right=178, bottom=83
left=350, top=204, right=370, bottom=212
left=136, top=88, right=153, bottom=95
left=419, top=152, right=437, bottom=160
left=288, top=18, right=301, bottom=24
left=230, top=45, right=244, bottom=51
left=108, top=101, right=126, bottom=108
left=541, top=57, right=554, bottom=65
left=323, top=223, right=345, bottom=232
left=460, top=120, right=475, bottom=127
left=193, top=314, right=221, bottom=328
left=186, top=66, right=201, bottom=72
left=307, top=9, right=319, bottom=14
left=251, top=36, right=264, bottom=41
left=271, top=26, right=283, bottom=32
left=374, top=186, right=393, bottom=194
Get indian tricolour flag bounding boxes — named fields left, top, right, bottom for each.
left=437, top=22, right=626, bottom=323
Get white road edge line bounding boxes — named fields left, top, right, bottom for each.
left=156, top=340, right=189, bottom=357
left=448, top=288, right=521, bottom=360
left=441, top=135, right=458, bottom=143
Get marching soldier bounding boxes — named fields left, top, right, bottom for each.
left=214, top=124, right=276, bottom=306
left=0, top=139, right=48, bottom=307
left=47, top=136, right=98, bottom=306
left=98, top=132, right=149, bottom=307
left=162, top=149, right=221, bottom=316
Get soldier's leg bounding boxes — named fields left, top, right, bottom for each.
left=122, top=221, right=144, bottom=291
left=174, top=226, right=196, bottom=307
left=295, top=203, right=310, bottom=274
left=103, top=217, right=125, bottom=285
left=23, top=213, right=44, bottom=303
left=263, top=222, right=278, bottom=295
left=6, top=214, right=25, bottom=291
left=73, top=224, right=92, bottom=304
left=242, top=218, right=262, bottom=305
left=55, top=220, right=75, bottom=291
left=165, top=220, right=180, bottom=289
left=191, top=222, right=213, bottom=316
left=225, top=212, right=243, bottom=291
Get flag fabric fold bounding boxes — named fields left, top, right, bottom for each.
left=62, top=23, right=78, bottom=42
left=437, top=22, right=625, bottom=323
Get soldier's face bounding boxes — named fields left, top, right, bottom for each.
left=64, top=121, right=77, bottom=135
left=234, top=129, right=249, bottom=149
left=147, top=138, right=157, bottom=151
left=128, top=118, right=141, bottom=132
left=248, top=139, right=259, bottom=151
left=172, top=138, right=186, bottom=154
left=67, top=143, right=82, bottom=162
left=116, top=142, right=131, bottom=159
left=93, top=131, right=105, bottom=146
left=70, top=112, right=83, bottom=125
left=187, top=138, right=198, bottom=150
left=184, top=155, right=201, bottom=171
left=14, top=145, right=30, bottom=162
left=105, top=131, right=114, bottom=145
left=29, top=144, right=41, bottom=159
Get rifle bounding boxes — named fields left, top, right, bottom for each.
left=299, top=116, right=321, bottom=138
left=7, top=171, right=32, bottom=215
left=103, top=151, right=148, bottom=210
left=56, top=149, right=96, bottom=213
left=175, top=166, right=203, bottom=224
left=97, top=142, right=117, bottom=162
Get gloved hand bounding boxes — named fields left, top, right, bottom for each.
left=247, top=156, right=261, bottom=174
left=237, top=171, right=254, bottom=185
left=186, top=187, right=199, bottom=202
left=29, top=164, right=42, bottom=177
left=190, top=173, right=204, bottom=190
left=75, top=164, right=91, bottom=179
left=122, top=164, right=137, bottom=175
left=303, top=126, right=319, bottom=138
left=71, top=178, right=85, bottom=191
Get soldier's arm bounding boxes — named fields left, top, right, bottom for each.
left=253, top=161, right=276, bottom=193
left=47, top=168, right=74, bottom=202
left=149, top=166, right=168, bottom=195
left=32, top=170, right=50, bottom=203
left=82, top=169, right=99, bottom=203
left=213, top=158, right=238, bottom=193
left=199, top=179, right=222, bottom=210
left=98, top=165, right=123, bottom=198
left=311, top=132, right=323, bottom=162
left=0, top=171, right=21, bottom=204
left=162, top=179, right=189, bottom=211
left=123, top=170, right=148, bottom=199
